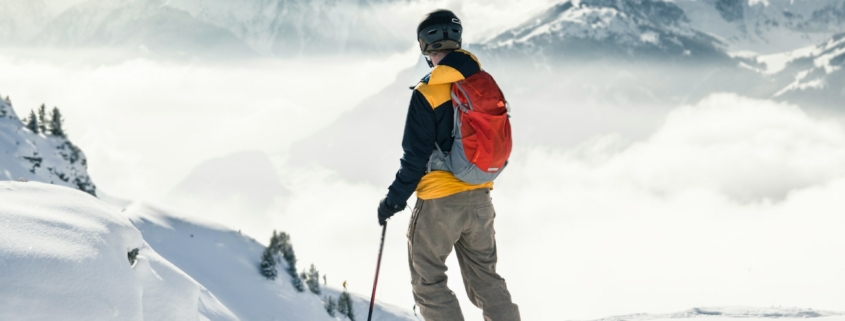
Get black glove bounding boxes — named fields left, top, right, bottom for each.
left=377, top=197, right=404, bottom=226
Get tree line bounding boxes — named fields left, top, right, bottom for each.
left=260, top=230, right=355, bottom=320
left=20, top=104, right=66, bottom=137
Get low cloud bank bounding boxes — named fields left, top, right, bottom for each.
left=492, top=93, right=845, bottom=319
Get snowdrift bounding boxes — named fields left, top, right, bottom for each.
left=0, top=181, right=236, bottom=321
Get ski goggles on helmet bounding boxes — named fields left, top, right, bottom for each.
left=417, top=21, right=462, bottom=55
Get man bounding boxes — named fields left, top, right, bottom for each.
left=376, top=9, right=521, bottom=321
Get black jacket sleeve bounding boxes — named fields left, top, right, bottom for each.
left=386, top=90, right=436, bottom=207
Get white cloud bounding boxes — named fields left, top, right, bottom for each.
left=489, top=94, right=845, bottom=319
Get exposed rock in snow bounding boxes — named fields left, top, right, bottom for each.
left=756, top=32, right=845, bottom=109
left=674, top=0, right=845, bottom=54
left=483, top=0, right=729, bottom=61
left=0, top=93, right=97, bottom=196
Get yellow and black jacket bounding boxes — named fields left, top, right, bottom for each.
left=387, top=50, right=494, bottom=206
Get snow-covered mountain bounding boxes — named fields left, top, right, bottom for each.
left=34, top=0, right=257, bottom=59
left=482, top=0, right=729, bottom=61
left=0, top=181, right=417, bottom=320
left=121, top=201, right=417, bottom=321
left=675, top=0, right=845, bottom=54
left=165, top=0, right=407, bottom=56
left=0, top=0, right=51, bottom=44
left=760, top=32, right=845, bottom=109
left=166, top=151, right=289, bottom=215
left=9, top=0, right=407, bottom=58
left=0, top=94, right=97, bottom=196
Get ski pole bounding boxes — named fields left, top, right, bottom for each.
left=367, top=222, right=388, bottom=321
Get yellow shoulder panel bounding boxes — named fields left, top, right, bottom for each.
left=415, top=83, right=453, bottom=109
left=428, top=65, right=465, bottom=85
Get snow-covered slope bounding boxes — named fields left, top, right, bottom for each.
left=674, top=0, right=845, bottom=55
left=483, top=0, right=729, bottom=61
left=0, top=95, right=97, bottom=196
left=0, top=180, right=416, bottom=320
left=592, top=307, right=845, bottom=321
left=119, top=201, right=418, bottom=321
left=0, top=181, right=237, bottom=321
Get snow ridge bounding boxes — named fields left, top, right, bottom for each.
left=0, top=182, right=238, bottom=321
left=0, top=94, right=96, bottom=196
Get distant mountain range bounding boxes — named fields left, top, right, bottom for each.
left=3, top=0, right=844, bottom=61
left=0, top=0, right=407, bottom=58
left=482, top=0, right=845, bottom=60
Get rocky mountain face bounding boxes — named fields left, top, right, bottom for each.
left=766, top=32, right=845, bottom=110
left=675, top=0, right=845, bottom=54
left=481, top=0, right=845, bottom=61
left=0, top=95, right=97, bottom=196
left=482, top=0, right=729, bottom=62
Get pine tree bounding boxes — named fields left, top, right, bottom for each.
left=37, top=104, right=48, bottom=133
left=260, top=247, right=277, bottom=280
left=337, top=294, right=348, bottom=317
left=306, top=264, right=321, bottom=294
left=49, top=107, right=65, bottom=137
left=274, top=231, right=304, bottom=292
left=25, top=110, right=39, bottom=133
left=338, top=291, right=355, bottom=321
left=324, top=296, right=336, bottom=317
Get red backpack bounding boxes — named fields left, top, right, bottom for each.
left=428, top=70, right=512, bottom=184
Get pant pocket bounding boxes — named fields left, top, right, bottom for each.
left=468, top=204, right=496, bottom=251
left=408, top=199, right=424, bottom=245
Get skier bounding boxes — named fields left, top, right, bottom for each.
left=376, top=9, right=521, bottom=321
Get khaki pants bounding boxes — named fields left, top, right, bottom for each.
left=407, top=189, right=521, bottom=321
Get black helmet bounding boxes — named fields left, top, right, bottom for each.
left=417, top=9, right=462, bottom=55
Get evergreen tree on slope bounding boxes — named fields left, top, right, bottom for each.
left=37, top=104, right=48, bottom=133
left=324, top=296, right=336, bottom=317
left=49, top=107, right=65, bottom=137
left=260, top=247, right=277, bottom=280
left=306, top=263, right=321, bottom=294
left=275, top=231, right=304, bottom=292
left=25, top=110, right=39, bottom=133
left=338, top=291, right=355, bottom=321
